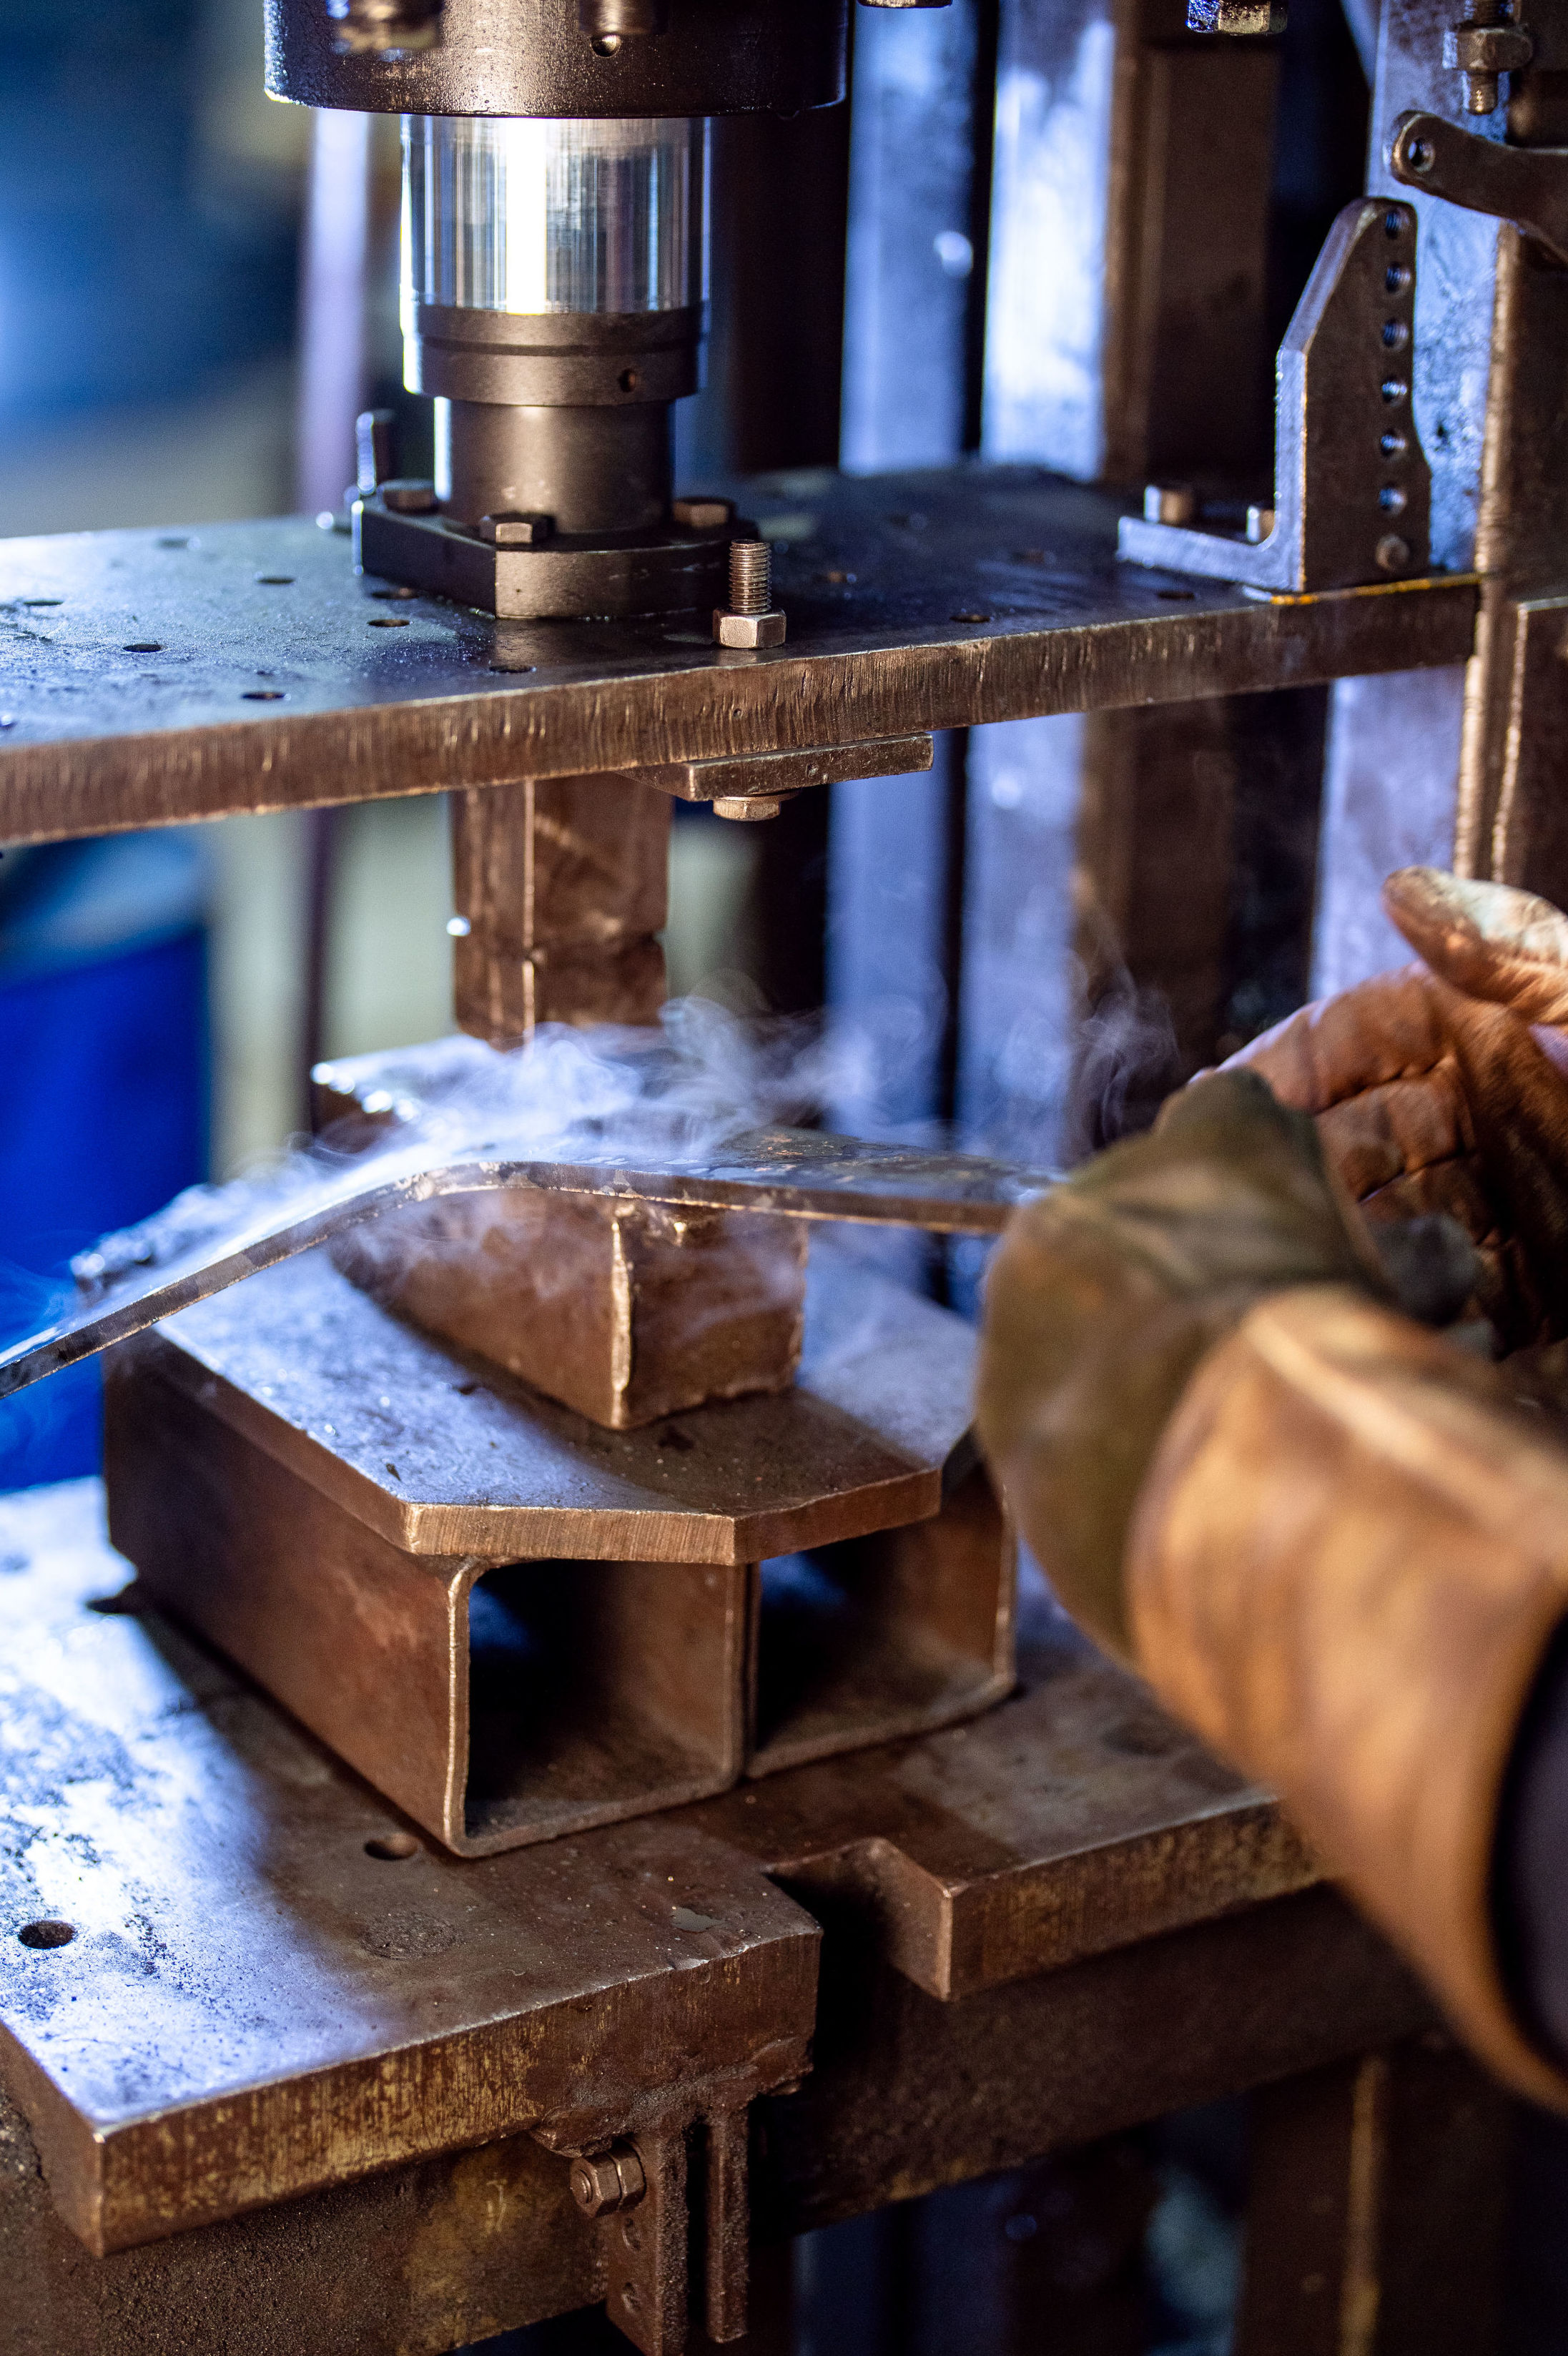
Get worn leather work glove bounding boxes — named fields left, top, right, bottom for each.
left=975, top=867, right=1568, bottom=2109
left=1234, top=865, right=1568, bottom=1351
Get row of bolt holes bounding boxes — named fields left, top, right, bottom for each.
left=14, top=1833, right=423, bottom=1949
left=1378, top=214, right=1415, bottom=533
left=19, top=575, right=421, bottom=702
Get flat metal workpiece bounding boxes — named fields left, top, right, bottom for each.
left=0, top=1123, right=1052, bottom=1402
left=0, top=467, right=1478, bottom=844
left=0, top=1482, right=1316, bottom=2259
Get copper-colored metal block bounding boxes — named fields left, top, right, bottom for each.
left=746, top=1457, right=1012, bottom=1777
left=451, top=774, right=671, bottom=1047
left=336, top=1190, right=807, bottom=1430
left=312, top=1035, right=809, bottom=1430
left=103, top=1245, right=1014, bottom=1854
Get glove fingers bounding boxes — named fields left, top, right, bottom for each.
left=1221, top=966, right=1451, bottom=1116
left=1384, top=867, right=1568, bottom=1026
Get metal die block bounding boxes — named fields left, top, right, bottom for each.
left=357, top=498, right=731, bottom=621
left=101, top=1244, right=1005, bottom=1851
left=104, top=1353, right=749, bottom=1855
left=333, top=1190, right=809, bottom=1431
left=749, top=1456, right=1015, bottom=1775
left=450, top=774, right=672, bottom=1045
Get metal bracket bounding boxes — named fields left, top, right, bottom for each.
left=622, top=733, right=935, bottom=820
left=554, top=2104, right=761, bottom=2354
left=1118, top=198, right=1432, bottom=591
left=1390, top=109, right=1568, bottom=267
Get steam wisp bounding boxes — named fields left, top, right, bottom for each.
left=3, top=1007, right=1055, bottom=1402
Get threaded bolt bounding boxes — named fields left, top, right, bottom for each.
left=729, top=540, right=772, bottom=616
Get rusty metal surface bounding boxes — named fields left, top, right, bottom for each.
left=104, top=1250, right=1015, bottom=1852
left=1233, top=2039, right=1513, bottom=2356
left=754, top=1888, right=1433, bottom=2240
left=450, top=774, right=671, bottom=1044
left=0, top=1127, right=1055, bottom=1404
left=0, top=469, right=1478, bottom=847
left=0, top=1484, right=818, bottom=2257
left=119, top=1243, right=976, bottom=1562
left=340, top=1192, right=807, bottom=1433
left=0, top=2079, right=606, bottom=2356
left=0, top=1474, right=1341, bottom=2262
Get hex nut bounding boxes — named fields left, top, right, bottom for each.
left=714, top=609, right=787, bottom=649
left=380, top=480, right=438, bottom=515
left=479, top=511, right=556, bottom=547
left=672, top=496, right=735, bottom=531
left=569, top=2146, right=647, bottom=2218
left=1143, top=483, right=1198, bottom=526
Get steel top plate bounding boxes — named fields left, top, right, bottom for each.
left=0, top=465, right=1476, bottom=844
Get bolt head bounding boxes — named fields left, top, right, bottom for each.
left=672, top=496, right=736, bottom=531
left=379, top=479, right=438, bottom=515
left=714, top=795, right=784, bottom=821
left=479, top=511, right=555, bottom=548
left=1376, top=533, right=1413, bottom=573
left=569, top=2145, right=646, bottom=2217
left=714, top=609, right=787, bottom=649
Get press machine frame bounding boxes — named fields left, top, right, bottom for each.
left=2, top=0, right=1567, bottom=2345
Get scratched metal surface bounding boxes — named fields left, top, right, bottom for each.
left=0, top=1478, right=1313, bottom=2254
left=0, top=465, right=1476, bottom=844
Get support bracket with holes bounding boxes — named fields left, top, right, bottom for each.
left=538, top=2086, right=778, bottom=2353
left=1119, top=199, right=1431, bottom=591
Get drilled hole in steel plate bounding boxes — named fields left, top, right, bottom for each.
left=369, top=617, right=410, bottom=629
left=157, top=535, right=192, bottom=548
left=618, top=369, right=640, bottom=393
left=123, top=642, right=163, bottom=654
left=952, top=609, right=991, bottom=624
left=1385, top=263, right=1412, bottom=295
left=372, top=586, right=417, bottom=601
left=243, top=689, right=286, bottom=700
left=1384, top=207, right=1409, bottom=235
left=365, top=1833, right=420, bottom=1860
left=1156, top=588, right=1195, bottom=601
left=17, top=1921, right=75, bottom=1949
left=22, top=598, right=61, bottom=608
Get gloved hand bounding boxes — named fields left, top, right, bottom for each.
left=1228, top=866, right=1568, bottom=1350
left=975, top=866, right=1568, bottom=2109
left=974, top=1065, right=1390, bottom=1662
